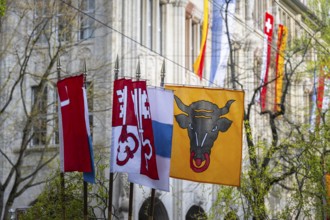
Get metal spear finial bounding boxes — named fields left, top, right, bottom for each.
left=114, top=55, right=119, bottom=80
left=136, top=59, right=141, bottom=80
left=160, top=59, right=165, bottom=87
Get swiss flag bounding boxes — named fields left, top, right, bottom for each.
left=264, top=12, right=274, bottom=37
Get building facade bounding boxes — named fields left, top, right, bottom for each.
left=0, top=0, right=326, bottom=219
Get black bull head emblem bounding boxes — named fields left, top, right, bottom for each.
left=174, top=96, right=235, bottom=173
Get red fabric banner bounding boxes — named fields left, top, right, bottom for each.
left=57, top=75, right=92, bottom=172
left=258, top=12, right=274, bottom=111
left=131, top=81, right=159, bottom=180
left=111, top=79, right=159, bottom=180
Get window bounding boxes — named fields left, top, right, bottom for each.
left=186, top=205, right=207, bottom=220
left=254, top=53, right=262, bottom=88
left=35, top=0, right=73, bottom=43
left=185, top=12, right=200, bottom=71
left=157, top=2, right=164, bottom=54
left=58, top=1, right=72, bottom=42
left=147, top=0, right=153, bottom=49
left=141, top=0, right=153, bottom=49
left=254, top=0, right=266, bottom=31
left=31, top=86, right=48, bottom=146
left=286, top=15, right=292, bottom=46
left=80, top=0, right=95, bottom=40
left=34, top=0, right=53, bottom=43
left=140, top=0, right=163, bottom=53
left=226, top=44, right=239, bottom=87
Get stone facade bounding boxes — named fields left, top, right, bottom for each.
left=0, top=0, right=321, bottom=219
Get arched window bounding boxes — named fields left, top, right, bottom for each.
left=185, top=205, right=207, bottom=220
left=138, top=197, right=169, bottom=220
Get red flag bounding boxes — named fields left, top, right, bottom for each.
left=57, top=75, right=92, bottom=172
left=257, top=12, right=274, bottom=111
left=316, top=69, right=325, bottom=125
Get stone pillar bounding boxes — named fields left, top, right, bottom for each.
left=172, top=0, right=187, bottom=84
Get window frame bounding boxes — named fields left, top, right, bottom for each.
left=57, top=0, right=72, bottom=42
left=79, top=0, right=95, bottom=40
left=185, top=11, right=201, bottom=71
left=31, top=85, right=48, bottom=146
left=34, top=0, right=54, bottom=44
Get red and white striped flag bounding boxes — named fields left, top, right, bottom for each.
left=57, top=75, right=93, bottom=175
left=256, top=12, right=274, bottom=111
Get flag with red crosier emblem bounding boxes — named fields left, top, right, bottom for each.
left=111, top=79, right=159, bottom=180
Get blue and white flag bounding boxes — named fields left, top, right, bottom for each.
left=210, top=0, right=236, bottom=86
left=82, top=87, right=95, bottom=184
left=309, top=71, right=317, bottom=131
left=128, top=88, right=174, bottom=191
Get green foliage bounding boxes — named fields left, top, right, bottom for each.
left=309, top=0, right=330, bottom=44
left=20, top=152, right=110, bottom=219
left=209, top=186, right=240, bottom=219
left=0, top=0, right=5, bottom=17
left=20, top=171, right=85, bottom=220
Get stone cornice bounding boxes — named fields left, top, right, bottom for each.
left=278, top=0, right=322, bottom=27
left=170, top=0, right=188, bottom=8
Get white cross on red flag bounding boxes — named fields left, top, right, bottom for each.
left=256, top=12, right=274, bottom=111
left=110, top=78, right=159, bottom=180
left=264, top=13, right=273, bottom=36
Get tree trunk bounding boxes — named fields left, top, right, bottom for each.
left=251, top=195, right=267, bottom=220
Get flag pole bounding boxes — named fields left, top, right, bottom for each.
left=148, top=189, right=156, bottom=220
left=83, top=182, right=88, bottom=220
left=57, top=57, right=66, bottom=220
left=128, top=59, right=141, bottom=220
left=83, top=60, right=88, bottom=220
left=108, top=55, right=119, bottom=220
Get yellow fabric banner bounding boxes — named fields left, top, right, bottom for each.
left=193, top=0, right=208, bottom=79
left=166, top=85, right=244, bottom=187
left=325, top=173, right=330, bottom=202
left=275, top=25, right=288, bottom=112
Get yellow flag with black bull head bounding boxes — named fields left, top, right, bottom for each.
left=165, top=85, right=244, bottom=187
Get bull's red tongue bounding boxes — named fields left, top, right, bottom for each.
left=195, top=158, right=202, bottom=166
